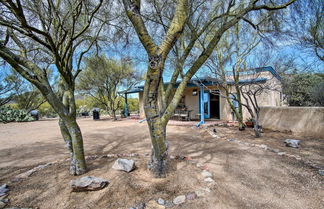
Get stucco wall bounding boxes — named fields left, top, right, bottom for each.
left=259, top=106, right=324, bottom=138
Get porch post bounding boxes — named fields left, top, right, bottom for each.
left=196, top=85, right=205, bottom=127
left=124, top=93, right=129, bottom=117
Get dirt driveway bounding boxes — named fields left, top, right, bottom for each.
left=0, top=118, right=323, bottom=209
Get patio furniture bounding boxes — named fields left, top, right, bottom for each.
left=173, top=109, right=192, bottom=121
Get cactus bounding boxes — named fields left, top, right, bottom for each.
left=0, top=106, right=34, bottom=123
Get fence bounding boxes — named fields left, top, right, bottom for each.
left=259, top=106, right=324, bottom=138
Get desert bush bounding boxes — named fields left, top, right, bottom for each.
left=0, top=106, right=34, bottom=123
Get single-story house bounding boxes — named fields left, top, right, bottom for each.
left=123, top=66, right=283, bottom=123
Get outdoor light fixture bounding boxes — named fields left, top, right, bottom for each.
left=192, top=89, right=198, bottom=96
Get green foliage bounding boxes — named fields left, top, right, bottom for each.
left=311, top=81, right=324, bottom=106
left=283, top=73, right=323, bottom=106
left=38, top=102, right=57, bottom=118
left=0, top=106, right=34, bottom=123
left=77, top=55, right=141, bottom=119
left=120, top=98, right=139, bottom=113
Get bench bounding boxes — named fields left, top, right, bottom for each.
left=173, top=109, right=192, bottom=121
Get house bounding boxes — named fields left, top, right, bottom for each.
left=123, top=66, right=283, bottom=123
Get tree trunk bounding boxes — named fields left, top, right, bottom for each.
left=144, top=62, right=169, bottom=178
left=238, top=117, right=245, bottom=131
left=112, top=110, right=117, bottom=121
left=147, top=118, right=168, bottom=178
left=253, top=118, right=261, bottom=138
left=59, top=117, right=87, bottom=175
left=65, top=118, right=87, bottom=175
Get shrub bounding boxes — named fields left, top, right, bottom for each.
left=0, top=106, right=34, bottom=123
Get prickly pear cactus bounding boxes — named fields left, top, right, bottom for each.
left=0, top=106, right=34, bottom=123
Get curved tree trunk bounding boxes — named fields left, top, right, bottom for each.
left=65, top=118, right=87, bottom=175
left=59, top=117, right=87, bottom=175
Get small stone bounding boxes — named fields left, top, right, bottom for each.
left=15, top=163, right=52, bottom=180
left=86, top=155, right=98, bottom=160
left=164, top=201, right=174, bottom=208
left=201, top=170, right=213, bottom=178
left=146, top=200, right=165, bottom=209
left=260, top=144, right=268, bottom=150
left=228, top=138, right=236, bottom=142
left=173, top=195, right=186, bottom=205
left=284, top=139, right=300, bottom=148
left=112, top=158, right=135, bottom=172
left=0, top=185, right=8, bottom=195
left=157, top=198, right=165, bottom=205
left=271, top=149, right=280, bottom=153
left=195, top=189, right=207, bottom=197
left=318, top=169, right=324, bottom=176
left=0, top=201, right=6, bottom=209
left=278, top=152, right=286, bottom=156
left=135, top=202, right=145, bottom=209
left=186, top=192, right=197, bottom=200
left=70, top=176, right=109, bottom=192
left=204, top=177, right=215, bottom=183
left=1, top=199, right=8, bottom=203
left=0, top=194, right=8, bottom=201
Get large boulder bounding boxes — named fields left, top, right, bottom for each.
left=112, top=158, right=135, bottom=172
left=70, top=176, right=109, bottom=192
left=284, top=139, right=301, bottom=148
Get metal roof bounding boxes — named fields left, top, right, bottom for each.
left=123, top=66, right=278, bottom=94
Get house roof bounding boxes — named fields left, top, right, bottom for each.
left=122, top=66, right=279, bottom=94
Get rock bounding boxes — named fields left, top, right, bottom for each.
left=284, top=139, right=300, bottom=148
left=134, top=203, right=145, bottom=209
left=146, top=200, right=165, bottom=209
left=70, top=176, right=109, bottom=192
left=278, top=152, right=286, bottom=156
left=0, top=201, right=6, bottom=209
left=1, top=199, right=8, bottom=203
left=195, top=188, right=210, bottom=197
left=112, top=158, right=135, bottom=172
left=0, top=195, right=8, bottom=201
left=173, top=195, right=186, bottom=205
left=186, top=192, right=197, bottom=200
left=15, top=163, right=52, bottom=180
left=271, top=148, right=280, bottom=153
left=228, top=138, right=236, bottom=142
left=201, top=170, right=213, bottom=178
left=164, top=201, right=174, bottom=208
left=204, top=177, right=215, bottom=183
left=260, top=144, right=268, bottom=150
left=157, top=198, right=165, bottom=205
left=318, top=169, right=324, bottom=176
left=0, top=185, right=8, bottom=195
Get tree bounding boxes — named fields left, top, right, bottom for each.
left=311, top=81, right=324, bottom=106
left=206, top=21, right=261, bottom=130
left=77, top=55, right=140, bottom=120
left=122, top=0, right=297, bottom=177
left=9, top=71, right=46, bottom=112
left=0, top=72, right=18, bottom=107
left=286, top=0, right=323, bottom=62
left=0, top=0, right=106, bottom=175
left=282, top=73, right=323, bottom=106
left=239, top=70, right=281, bottom=137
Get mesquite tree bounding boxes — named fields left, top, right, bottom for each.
left=78, top=55, right=140, bottom=120
left=122, top=0, right=296, bottom=177
left=206, top=22, right=261, bottom=130
left=0, top=0, right=106, bottom=175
